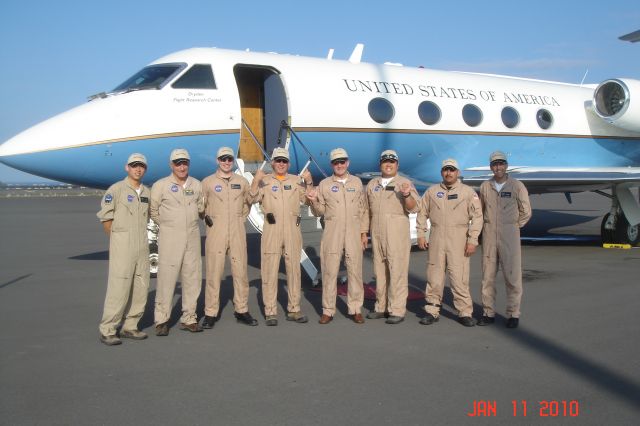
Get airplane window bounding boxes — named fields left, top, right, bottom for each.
left=418, top=101, right=441, bottom=125
left=536, top=109, right=553, bottom=129
left=368, top=98, right=395, bottom=124
left=462, top=104, right=482, bottom=127
left=172, top=64, right=217, bottom=89
left=112, top=63, right=186, bottom=92
left=501, top=106, right=520, bottom=129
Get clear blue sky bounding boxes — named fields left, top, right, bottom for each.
left=1, top=0, right=638, bottom=182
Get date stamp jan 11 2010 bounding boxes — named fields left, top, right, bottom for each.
left=466, top=400, right=580, bottom=417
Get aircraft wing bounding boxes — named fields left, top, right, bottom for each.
left=462, top=166, right=640, bottom=194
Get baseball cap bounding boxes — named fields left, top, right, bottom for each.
left=330, top=148, right=349, bottom=162
left=217, top=146, right=235, bottom=159
left=489, top=151, right=507, bottom=164
left=170, top=148, right=190, bottom=162
left=271, top=147, right=290, bottom=160
left=441, top=158, right=459, bottom=170
left=127, top=153, right=147, bottom=166
left=380, top=149, right=399, bottom=162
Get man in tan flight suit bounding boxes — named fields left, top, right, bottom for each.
left=250, top=147, right=313, bottom=326
left=306, top=148, right=368, bottom=324
left=151, top=148, right=204, bottom=335
left=201, top=147, right=258, bottom=328
left=364, top=149, right=419, bottom=324
left=477, top=151, right=532, bottom=329
left=97, top=153, right=150, bottom=346
left=417, top=158, right=483, bottom=327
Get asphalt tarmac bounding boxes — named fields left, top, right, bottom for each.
left=1, top=192, right=639, bottom=425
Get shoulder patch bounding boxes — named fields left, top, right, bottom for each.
left=104, top=194, right=113, bottom=204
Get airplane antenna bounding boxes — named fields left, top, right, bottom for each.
left=349, top=43, right=364, bottom=63
left=579, top=69, right=589, bottom=87
left=327, top=48, right=334, bottom=60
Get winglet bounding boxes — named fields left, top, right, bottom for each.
left=349, top=43, right=364, bottom=63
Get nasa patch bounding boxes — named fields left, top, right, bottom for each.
left=436, top=191, right=445, bottom=198
left=215, top=185, right=222, bottom=193
left=331, top=185, right=339, bottom=192
left=271, top=185, right=279, bottom=192
left=127, top=195, right=134, bottom=202
left=104, top=194, right=113, bottom=204
left=374, top=185, right=381, bottom=192
left=170, top=184, right=179, bottom=193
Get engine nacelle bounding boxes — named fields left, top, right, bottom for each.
left=593, top=78, right=640, bottom=133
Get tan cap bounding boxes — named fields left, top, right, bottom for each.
left=489, top=151, right=507, bottom=164
left=170, top=148, right=190, bottom=162
left=330, top=148, right=349, bottom=162
left=271, top=147, right=290, bottom=160
left=441, top=158, right=459, bottom=169
left=217, top=146, right=234, bottom=159
left=127, top=153, right=147, bottom=166
left=380, top=149, right=399, bottom=162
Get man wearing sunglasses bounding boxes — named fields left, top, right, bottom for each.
left=250, top=147, right=313, bottom=326
left=363, top=149, right=419, bottom=324
left=97, top=153, right=151, bottom=346
left=477, top=151, right=531, bottom=329
left=306, top=148, right=368, bottom=324
left=417, top=158, right=483, bottom=327
left=150, top=148, right=205, bottom=336
left=200, top=147, right=258, bottom=329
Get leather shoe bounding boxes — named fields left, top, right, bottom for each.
left=286, top=312, right=309, bottom=323
left=265, top=315, right=278, bottom=326
left=477, top=316, right=495, bottom=326
left=318, top=314, right=333, bottom=324
left=366, top=311, right=387, bottom=319
left=419, top=313, right=439, bottom=325
left=235, top=311, right=258, bottom=326
left=202, top=315, right=216, bottom=329
left=155, top=322, right=169, bottom=336
left=120, top=329, right=147, bottom=340
left=458, top=316, right=477, bottom=327
left=385, top=315, right=404, bottom=324
left=352, top=313, right=365, bottom=324
left=180, top=322, right=203, bottom=332
left=506, top=318, right=519, bottom=328
left=100, top=334, right=122, bottom=346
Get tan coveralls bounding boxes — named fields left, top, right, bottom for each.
left=365, top=176, right=419, bottom=317
left=250, top=174, right=307, bottom=316
left=310, top=174, right=368, bottom=316
left=97, top=178, right=150, bottom=336
left=417, top=182, right=483, bottom=318
left=479, top=176, right=532, bottom=318
left=202, top=172, right=253, bottom=317
left=150, top=175, right=204, bottom=325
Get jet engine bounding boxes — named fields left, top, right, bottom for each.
left=593, top=78, right=640, bottom=133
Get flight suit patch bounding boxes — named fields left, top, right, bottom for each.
left=231, top=184, right=241, bottom=189
left=501, top=192, right=512, bottom=198
left=215, top=185, right=223, bottom=192
left=284, top=185, right=292, bottom=190
left=170, top=184, right=179, bottom=193
left=374, top=185, right=381, bottom=192
left=447, top=194, right=458, bottom=200
left=140, top=197, right=149, bottom=203
left=436, top=191, right=445, bottom=198
left=184, top=189, right=194, bottom=196
left=271, top=185, right=279, bottom=192
left=331, top=185, right=339, bottom=192
left=127, top=195, right=134, bottom=202
left=104, top=194, right=113, bottom=204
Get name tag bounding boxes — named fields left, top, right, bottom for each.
left=346, top=188, right=356, bottom=192
left=184, top=189, right=194, bottom=196
left=447, top=194, right=458, bottom=200
left=231, top=184, right=241, bottom=189
left=284, top=185, right=292, bottom=190
left=501, top=192, right=512, bottom=198
left=140, top=196, right=149, bottom=203
left=385, top=186, right=395, bottom=191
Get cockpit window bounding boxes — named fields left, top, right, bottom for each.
left=112, top=63, right=186, bottom=92
left=172, top=64, right=216, bottom=89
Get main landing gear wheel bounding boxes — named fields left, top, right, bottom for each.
left=615, top=215, right=640, bottom=246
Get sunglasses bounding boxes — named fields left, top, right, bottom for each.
left=331, top=160, right=347, bottom=165
left=491, top=160, right=507, bottom=165
left=172, top=160, right=190, bottom=166
left=218, top=156, right=234, bottom=163
left=381, top=159, right=397, bottom=164
left=442, top=166, right=457, bottom=172
left=128, top=162, right=147, bottom=168
left=273, top=158, right=289, bottom=164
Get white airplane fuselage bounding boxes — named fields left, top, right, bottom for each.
left=1, top=47, right=639, bottom=189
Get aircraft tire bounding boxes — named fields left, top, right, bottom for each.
left=615, top=214, right=640, bottom=246
left=600, top=213, right=614, bottom=244
left=149, top=243, right=159, bottom=277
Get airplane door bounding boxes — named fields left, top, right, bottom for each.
left=233, top=65, right=288, bottom=163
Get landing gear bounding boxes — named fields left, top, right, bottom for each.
left=601, top=212, right=640, bottom=245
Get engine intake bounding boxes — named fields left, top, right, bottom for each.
left=593, top=78, right=640, bottom=133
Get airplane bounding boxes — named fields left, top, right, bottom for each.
left=1, top=45, right=639, bottom=247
